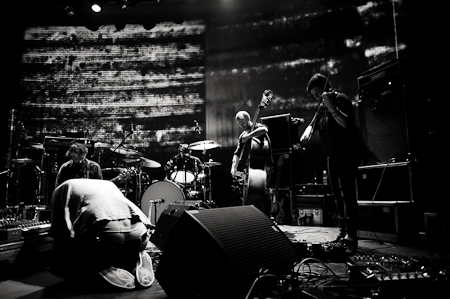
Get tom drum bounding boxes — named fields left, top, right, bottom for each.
left=140, top=180, right=185, bottom=225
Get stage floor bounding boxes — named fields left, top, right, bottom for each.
left=1, top=225, right=449, bottom=299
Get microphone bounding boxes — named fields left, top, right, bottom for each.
left=194, top=120, right=201, bottom=135
left=150, top=199, right=165, bottom=204
left=298, top=118, right=305, bottom=124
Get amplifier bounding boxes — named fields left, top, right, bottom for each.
left=357, top=201, right=416, bottom=243
left=357, top=59, right=402, bottom=100
left=261, top=113, right=300, bottom=154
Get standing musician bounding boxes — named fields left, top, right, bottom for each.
left=299, top=73, right=359, bottom=251
left=231, top=108, right=274, bottom=216
left=55, top=143, right=103, bottom=188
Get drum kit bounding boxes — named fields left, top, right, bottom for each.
left=2, top=134, right=222, bottom=225
left=141, top=139, right=222, bottom=225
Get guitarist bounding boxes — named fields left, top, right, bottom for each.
left=231, top=109, right=274, bottom=216
left=299, top=73, right=360, bottom=251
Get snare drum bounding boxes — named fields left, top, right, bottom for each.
left=140, top=180, right=185, bottom=225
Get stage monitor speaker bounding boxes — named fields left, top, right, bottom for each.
left=358, top=60, right=410, bottom=165
left=149, top=203, right=197, bottom=251
left=155, top=205, right=299, bottom=299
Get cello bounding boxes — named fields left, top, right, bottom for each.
left=237, top=90, right=273, bottom=212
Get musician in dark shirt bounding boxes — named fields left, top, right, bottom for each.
left=300, top=73, right=360, bottom=250
left=55, top=143, right=103, bottom=188
left=231, top=110, right=274, bottom=215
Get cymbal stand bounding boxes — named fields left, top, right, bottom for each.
left=201, top=149, right=215, bottom=207
left=4, top=109, right=16, bottom=207
left=135, top=167, right=142, bottom=206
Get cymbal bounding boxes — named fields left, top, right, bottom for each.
left=123, top=157, right=161, bottom=168
left=11, top=158, right=40, bottom=164
left=112, top=147, right=143, bottom=157
left=101, top=167, right=126, bottom=172
left=122, top=158, right=140, bottom=164
left=94, top=142, right=110, bottom=148
left=188, top=140, right=221, bottom=151
left=30, top=143, right=43, bottom=150
left=204, top=161, right=221, bottom=167
left=140, top=157, right=161, bottom=168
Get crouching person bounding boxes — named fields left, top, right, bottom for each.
left=50, top=178, right=154, bottom=289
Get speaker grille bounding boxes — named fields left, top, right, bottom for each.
left=156, top=205, right=299, bottom=299
left=359, top=86, right=409, bottom=164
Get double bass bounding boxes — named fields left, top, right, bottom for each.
left=236, top=90, right=273, bottom=212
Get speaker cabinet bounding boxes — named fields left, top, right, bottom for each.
left=156, top=205, right=299, bottom=299
left=357, top=202, right=416, bottom=243
left=261, top=113, right=299, bottom=154
left=150, top=204, right=197, bottom=251
left=358, top=60, right=410, bottom=165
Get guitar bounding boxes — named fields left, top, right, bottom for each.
left=271, top=154, right=287, bottom=223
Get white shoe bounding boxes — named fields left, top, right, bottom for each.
left=99, top=266, right=135, bottom=289
left=135, top=251, right=155, bottom=288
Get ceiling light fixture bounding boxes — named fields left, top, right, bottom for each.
left=89, top=0, right=106, bottom=13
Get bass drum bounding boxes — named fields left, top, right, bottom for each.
left=140, top=180, right=185, bottom=225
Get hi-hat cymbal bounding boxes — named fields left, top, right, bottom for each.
left=11, top=158, right=40, bottom=164
left=204, top=161, right=222, bottom=167
left=188, top=140, right=221, bottom=151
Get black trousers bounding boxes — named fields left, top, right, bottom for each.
left=327, top=156, right=358, bottom=238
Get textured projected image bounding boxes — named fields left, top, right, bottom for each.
left=20, top=22, right=206, bottom=159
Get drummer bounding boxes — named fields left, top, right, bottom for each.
left=55, top=143, right=103, bottom=188
left=164, top=144, right=204, bottom=184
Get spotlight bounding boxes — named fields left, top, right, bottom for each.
left=89, top=0, right=106, bottom=13
left=116, top=0, right=138, bottom=10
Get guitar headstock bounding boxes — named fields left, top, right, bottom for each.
left=259, top=89, right=273, bottom=109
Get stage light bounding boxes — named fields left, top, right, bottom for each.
left=116, top=0, right=138, bottom=10
left=89, top=0, right=106, bottom=13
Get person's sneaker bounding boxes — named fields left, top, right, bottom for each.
left=135, top=250, right=155, bottom=287
left=99, top=267, right=136, bottom=289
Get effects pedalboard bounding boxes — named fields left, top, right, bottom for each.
left=346, top=253, right=434, bottom=285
